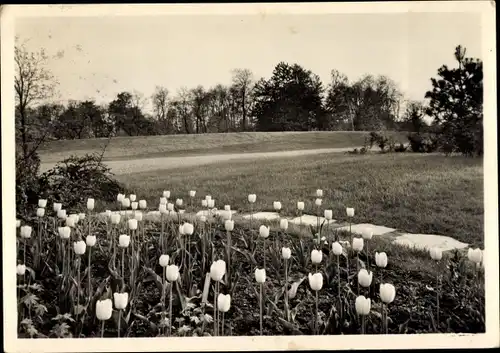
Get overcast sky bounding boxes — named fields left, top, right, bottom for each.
left=15, top=12, right=482, bottom=112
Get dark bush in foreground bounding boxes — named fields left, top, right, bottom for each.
left=16, top=151, right=42, bottom=218
left=37, top=154, right=126, bottom=211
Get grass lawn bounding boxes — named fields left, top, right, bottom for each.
left=117, top=152, right=484, bottom=247
left=38, top=131, right=408, bottom=163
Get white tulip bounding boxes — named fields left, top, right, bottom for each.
left=297, top=201, right=304, bottom=211
left=159, top=254, right=170, bottom=267
left=189, top=190, right=196, bottom=198
left=205, top=195, right=212, bottom=201
left=316, top=189, right=323, bottom=197
left=352, top=237, right=364, bottom=252
left=210, top=260, right=226, bottom=282
left=36, top=208, right=45, bottom=217
left=16, top=219, right=21, bottom=228
left=122, top=198, right=131, bottom=208
left=129, top=194, right=136, bottom=202
left=139, top=200, right=147, bottom=209
left=86, top=235, right=96, bottom=247
left=53, top=202, right=62, bottom=212
left=467, top=248, right=483, bottom=264
left=176, top=199, right=183, bottom=206
left=16, top=264, right=26, bottom=276
left=225, top=220, right=234, bottom=232
left=69, top=214, right=79, bottom=225
left=282, top=247, right=291, bottom=260
left=224, top=205, right=231, bottom=211
left=96, top=299, right=113, bottom=321
left=357, top=269, right=373, bottom=287
left=379, top=283, right=396, bottom=304
left=273, top=201, right=282, bottom=211
left=430, top=247, right=442, bottom=261
left=254, top=268, right=266, bottom=283
left=128, top=219, right=138, bottom=230
left=199, top=215, right=207, bottom=223
left=207, top=199, right=215, bottom=208
left=166, top=203, right=174, bottom=212
left=315, top=198, right=322, bottom=207
left=134, top=211, right=143, bottom=221
left=308, top=272, right=323, bottom=291
left=355, top=296, right=371, bottom=315
left=201, top=200, right=208, bottom=208
left=117, top=193, right=125, bottom=202
left=362, top=228, right=373, bottom=240
left=166, top=265, right=180, bottom=282
left=131, top=202, right=138, bottom=210
left=217, top=293, right=231, bottom=313
left=110, top=213, right=121, bottom=225
left=183, top=223, right=194, bottom=235
left=119, top=234, right=130, bottom=248
left=248, top=194, right=256, bottom=203
left=105, top=210, right=112, bottom=218
left=159, top=204, right=168, bottom=214
left=20, top=225, right=32, bottom=239
left=87, top=198, right=95, bottom=211
left=375, top=252, right=388, bottom=268
left=78, top=213, right=86, bottom=221
left=73, top=240, right=86, bottom=255
left=346, top=207, right=355, bottom=217
left=113, top=292, right=129, bottom=310
left=58, top=226, right=71, bottom=239
left=311, top=249, right=323, bottom=264
left=163, top=190, right=171, bottom=199
left=324, top=209, right=333, bottom=220
left=332, top=242, right=343, bottom=256
left=57, top=209, right=67, bottom=219
left=280, top=218, right=288, bottom=231
left=259, top=225, right=270, bottom=238
left=38, top=199, right=47, bottom=208
left=160, top=197, right=167, bottom=205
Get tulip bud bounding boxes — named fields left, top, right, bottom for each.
left=129, top=194, right=136, bottom=202
left=224, top=205, right=231, bottom=211
left=183, top=222, right=194, bottom=235
left=315, top=198, right=322, bottom=207
left=176, top=199, right=183, bottom=206
left=127, top=219, right=137, bottom=230
left=189, top=190, right=196, bottom=198
left=16, top=264, right=26, bottom=276
left=201, top=200, right=208, bottom=208
left=158, top=204, right=168, bottom=214
left=288, top=281, right=300, bottom=299
left=119, top=234, right=130, bottom=248
left=122, top=198, right=130, bottom=208
left=207, top=199, right=215, bottom=208
left=429, top=247, right=442, bottom=261
left=163, top=190, right=171, bottom=199
left=58, top=226, right=71, bottom=239
left=254, top=268, right=266, bottom=283
left=20, top=225, right=32, bottom=239
left=65, top=216, right=76, bottom=228
left=167, top=203, right=174, bottom=211
left=357, top=269, right=373, bottom=287
left=113, top=292, right=129, bottom=310
left=87, top=198, right=95, bottom=211
left=110, top=213, right=121, bottom=225
left=96, top=299, right=113, bottom=321
left=468, top=248, right=483, bottom=264
left=332, top=242, right=343, bottom=256
left=280, top=218, right=288, bottom=231
left=166, top=264, right=180, bottom=282
left=38, top=199, right=47, bottom=208
left=205, top=195, right=212, bottom=201
left=375, top=252, right=388, bottom=268
left=86, top=235, right=96, bottom=247
left=70, top=214, right=79, bottom=225
left=74, top=240, right=86, bottom=255
left=311, top=249, right=323, bottom=264
left=379, top=283, right=396, bottom=304
left=297, top=201, right=304, bottom=211
left=117, top=193, right=125, bottom=202
left=352, top=237, right=364, bottom=252
left=210, top=260, right=226, bottom=282
left=53, top=202, right=62, bottom=212
left=36, top=208, right=45, bottom=217
left=355, top=296, right=371, bottom=315
left=282, top=247, right=291, bottom=260
left=217, top=293, right=231, bottom=313
left=324, top=209, right=333, bottom=220
left=362, top=228, right=373, bottom=240
left=160, top=197, right=167, bottom=205
left=159, top=254, right=170, bottom=267
left=346, top=207, right=355, bottom=217
left=225, top=220, right=234, bottom=232
left=57, top=209, right=67, bottom=219
left=131, top=202, right=138, bottom=210
left=248, top=194, right=256, bottom=203
left=273, top=201, right=282, bottom=211
left=316, top=189, right=323, bottom=197
left=259, top=225, right=270, bottom=238
left=134, top=211, right=143, bottom=222
left=16, top=219, right=21, bottom=228
left=308, top=272, right=323, bottom=291
left=139, top=200, right=147, bottom=209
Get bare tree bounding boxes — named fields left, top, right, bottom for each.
left=151, top=86, right=170, bottom=133
left=231, top=68, right=254, bottom=131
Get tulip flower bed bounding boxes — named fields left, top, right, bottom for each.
left=16, top=193, right=485, bottom=338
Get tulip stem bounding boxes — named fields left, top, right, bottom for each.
left=221, top=312, right=225, bottom=336
left=337, top=256, right=342, bottom=320
left=160, top=214, right=164, bottom=254
left=366, top=241, right=370, bottom=269
left=121, top=248, right=125, bottom=287
left=118, top=309, right=121, bottom=337
left=263, top=237, right=267, bottom=270
left=284, top=258, right=289, bottom=321
left=227, top=230, right=231, bottom=289
left=361, top=315, right=365, bottom=335
left=88, top=248, right=92, bottom=299
left=259, top=283, right=263, bottom=335
left=436, top=272, right=440, bottom=332
left=23, top=241, right=27, bottom=282
left=315, top=290, right=319, bottom=335
left=356, top=253, right=360, bottom=295
left=385, top=304, right=388, bottom=334
left=214, top=283, right=218, bottom=336
left=76, top=256, right=81, bottom=328
left=169, top=283, right=173, bottom=337
left=101, top=320, right=105, bottom=338
left=162, top=267, right=166, bottom=336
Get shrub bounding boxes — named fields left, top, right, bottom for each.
left=407, top=133, right=441, bottom=154
left=368, top=131, right=391, bottom=152
left=394, top=143, right=407, bottom=153
left=37, top=153, right=126, bottom=211
left=16, top=150, right=41, bottom=218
